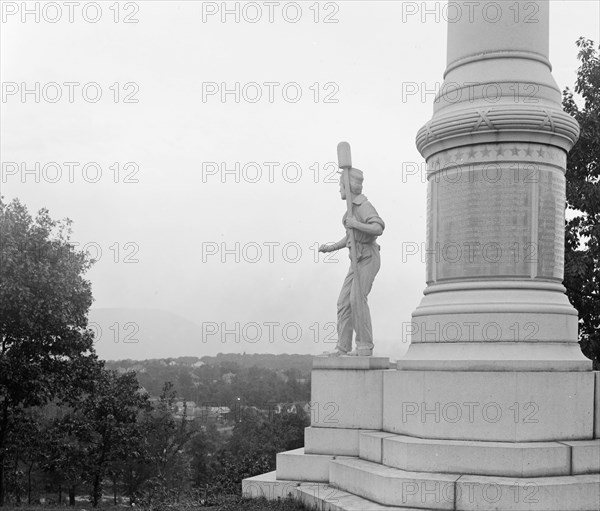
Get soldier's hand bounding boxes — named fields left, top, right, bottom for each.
left=319, top=244, right=332, bottom=253
left=345, top=216, right=360, bottom=229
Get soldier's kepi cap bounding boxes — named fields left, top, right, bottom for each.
left=338, top=167, right=364, bottom=187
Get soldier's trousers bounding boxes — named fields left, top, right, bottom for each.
left=336, top=243, right=380, bottom=353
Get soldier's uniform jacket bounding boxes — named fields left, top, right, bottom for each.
left=342, top=194, right=385, bottom=260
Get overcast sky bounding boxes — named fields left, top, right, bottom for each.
left=1, top=1, right=599, bottom=360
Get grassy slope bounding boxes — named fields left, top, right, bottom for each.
left=3, top=496, right=309, bottom=510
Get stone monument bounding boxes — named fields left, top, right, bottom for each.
left=243, top=1, right=600, bottom=509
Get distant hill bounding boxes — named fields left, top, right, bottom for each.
left=89, top=307, right=224, bottom=360
left=88, top=308, right=326, bottom=360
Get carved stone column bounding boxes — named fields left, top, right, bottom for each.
left=400, top=0, right=591, bottom=370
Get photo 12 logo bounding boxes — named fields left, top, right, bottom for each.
left=72, top=241, right=140, bottom=264
left=401, top=241, right=539, bottom=265
left=201, top=241, right=340, bottom=264
left=401, top=1, right=539, bottom=24
left=400, top=401, right=540, bottom=425
left=401, top=161, right=540, bottom=184
left=201, top=2, right=340, bottom=24
left=201, top=321, right=338, bottom=345
left=401, top=81, right=540, bottom=105
left=1, top=161, right=140, bottom=184
left=401, top=320, right=540, bottom=343
left=201, top=82, right=339, bottom=104
left=1, top=2, right=140, bottom=24
left=201, top=161, right=339, bottom=184
left=88, top=321, right=140, bottom=344
left=2, top=82, right=139, bottom=104
left=1, top=240, right=140, bottom=265
left=398, top=480, right=540, bottom=507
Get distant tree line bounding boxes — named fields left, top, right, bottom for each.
left=105, top=357, right=311, bottom=408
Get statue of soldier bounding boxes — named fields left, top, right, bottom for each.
left=319, top=167, right=384, bottom=356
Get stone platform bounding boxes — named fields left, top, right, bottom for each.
left=243, top=358, right=600, bottom=510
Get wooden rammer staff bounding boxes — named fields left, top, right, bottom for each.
left=337, top=141, right=364, bottom=322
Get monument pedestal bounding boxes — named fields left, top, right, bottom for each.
left=243, top=362, right=600, bottom=510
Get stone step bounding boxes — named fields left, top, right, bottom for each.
left=359, top=431, right=397, bottom=464
left=297, top=482, right=432, bottom=511
left=359, top=431, right=600, bottom=477
left=330, top=457, right=460, bottom=510
left=329, top=457, right=600, bottom=510
left=455, top=473, right=600, bottom=511
left=242, top=470, right=299, bottom=500
left=243, top=474, right=434, bottom=510
left=559, top=440, right=600, bottom=474
left=276, top=447, right=354, bottom=482
left=305, top=426, right=378, bottom=456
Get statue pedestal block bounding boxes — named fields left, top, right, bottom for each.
left=382, top=369, right=595, bottom=442
left=311, top=356, right=390, bottom=430
left=312, top=356, right=391, bottom=370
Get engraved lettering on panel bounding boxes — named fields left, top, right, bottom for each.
left=537, top=170, right=566, bottom=280
left=434, top=164, right=531, bottom=279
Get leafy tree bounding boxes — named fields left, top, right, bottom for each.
left=7, top=409, right=45, bottom=505
left=217, top=408, right=308, bottom=496
left=0, top=198, right=100, bottom=505
left=562, top=38, right=600, bottom=368
left=42, top=415, right=86, bottom=506
left=135, top=382, right=196, bottom=508
left=188, top=422, right=221, bottom=488
left=176, top=370, right=195, bottom=401
left=68, top=369, right=149, bottom=507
